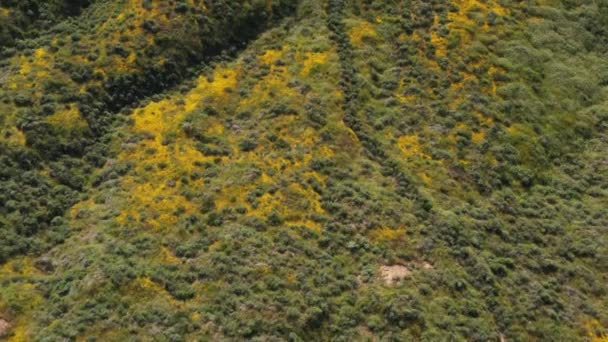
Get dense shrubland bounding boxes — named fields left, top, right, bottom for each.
left=0, top=0, right=297, bottom=264
left=0, top=0, right=94, bottom=46
left=0, top=0, right=607, bottom=340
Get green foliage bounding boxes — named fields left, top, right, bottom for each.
left=0, top=0, right=607, bottom=341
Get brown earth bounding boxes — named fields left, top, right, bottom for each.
left=0, top=318, right=10, bottom=337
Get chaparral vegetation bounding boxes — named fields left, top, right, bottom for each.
left=0, top=0, right=607, bottom=340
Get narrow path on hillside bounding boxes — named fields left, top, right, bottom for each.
left=326, top=0, right=432, bottom=217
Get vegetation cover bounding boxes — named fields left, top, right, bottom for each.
left=0, top=0, right=606, bottom=340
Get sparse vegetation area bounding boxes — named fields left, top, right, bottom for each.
left=0, top=0, right=607, bottom=340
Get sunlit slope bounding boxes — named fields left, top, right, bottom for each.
left=2, top=0, right=297, bottom=140
left=0, top=0, right=606, bottom=341
left=1, top=4, right=397, bottom=339
left=0, top=0, right=297, bottom=264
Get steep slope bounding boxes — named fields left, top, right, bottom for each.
left=0, top=0, right=607, bottom=340
left=0, top=0, right=296, bottom=263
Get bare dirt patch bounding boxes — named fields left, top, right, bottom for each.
left=420, top=261, right=433, bottom=270
left=380, top=261, right=434, bottom=285
left=0, top=318, right=10, bottom=337
left=380, top=265, right=412, bottom=285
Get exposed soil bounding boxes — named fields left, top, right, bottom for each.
left=0, top=318, right=10, bottom=337
left=380, top=261, right=434, bottom=285
left=380, top=265, right=412, bottom=285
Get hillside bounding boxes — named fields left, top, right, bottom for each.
left=0, top=0, right=607, bottom=340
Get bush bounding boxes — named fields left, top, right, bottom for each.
left=238, top=138, right=258, bottom=152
